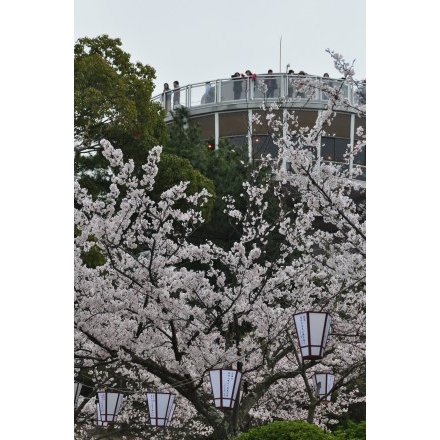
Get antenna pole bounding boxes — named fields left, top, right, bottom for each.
left=279, top=35, right=282, bottom=72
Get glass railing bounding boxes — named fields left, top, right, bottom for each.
left=153, top=74, right=366, bottom=111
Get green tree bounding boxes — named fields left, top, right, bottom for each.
left=155, top=153, right=216, bottom=222
left=164, top=107, right=253, bottom=247
left=74, top=34, right=169, bottom=197
left=164, top=106, right=203, bottom=161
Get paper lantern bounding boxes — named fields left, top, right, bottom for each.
left=97, top=391, right=124, bottom=423
left=208, top=369, right=242, bottom=410
left=312, top=372, right=335, bottom=402
left=146, top=392, right=176, bottom=427
left=293, top=311, right=331, bottom=360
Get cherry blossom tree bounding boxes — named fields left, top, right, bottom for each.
left=74, top=52, right=366, bottom=440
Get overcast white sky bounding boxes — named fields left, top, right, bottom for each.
left=74, top=0, right=366, bottom=97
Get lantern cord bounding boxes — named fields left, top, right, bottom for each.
left=90, top=317, right=302, bottom=396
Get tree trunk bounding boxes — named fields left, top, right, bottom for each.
left=306, top=403, right=316, bottom=424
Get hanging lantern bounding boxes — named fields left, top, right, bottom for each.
left=208, top=368, right=242, bottom=410
left=293, top=311, right=331, bottom=360
left=74, top=381, right=83, bottom=408
left=146, top=392, right=176, bottom=427
left=312, top=372, right=335, bottom=403
left=97, top=391, right=124, bottom=423
left=95, top=401, right=108, bottom=427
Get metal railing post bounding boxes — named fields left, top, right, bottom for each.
left=247, top=109, right=253, bottom=162
left=215, top=112, right=219, bottom=150
left=186, top=85, right=191, bottom=109
left=217, top=79, right=222, bottom=104
left=349, top=113, right=355, bottom=178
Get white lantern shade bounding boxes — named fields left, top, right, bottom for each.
left=293, top=311, right=331, bottom=360
left=312, top=372, right=335, bottom=402
left=74, top=381, right=83, bottom=408
left=209, top=369, right=242, bottom=410
left=146, top=392, right=176, bottom=427
left=97, top=391, right=124, bottom=423
left=96, top=402, right=108, bottom=427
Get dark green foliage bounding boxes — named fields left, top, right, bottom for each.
left=192, top=139, right=251, bottom=246
left=163, top=108, right=297, bottom=262
left=328, top=374, right=366, bottom=427
left=74, top=34, right=169, bottom=197
left=80, top=243, right=106, bottom=269
left=234, top=420, right=366, bottom=440
left=154, top=153, right=216, bottom=222
left=164, top=107, right=203, bottom=160
left=77, top=234, right=106, bottom=268
left=344, top=376, right=366, bottom=424
left=331, top=421, right=366, bottom=440
left=74, top=34, right=167, bottom=153
left=234, top=420, right=333, bottom=440
left=164, top=108, right=252, bottom=247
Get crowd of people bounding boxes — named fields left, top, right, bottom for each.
left=231, top=70, right=257, bottom=99
left=230, top=68, right=316, bottom=99
left=161, top=70, right=365, bottom=110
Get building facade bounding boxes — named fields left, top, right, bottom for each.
left=153, top=73, right=366, bottom=184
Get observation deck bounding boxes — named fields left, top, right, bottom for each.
left=153, top=73, right=366, bottom=183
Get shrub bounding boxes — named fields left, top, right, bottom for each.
left=234, top=420, right=333, bottom=440
left=331, top=420, right=366, bottom=440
